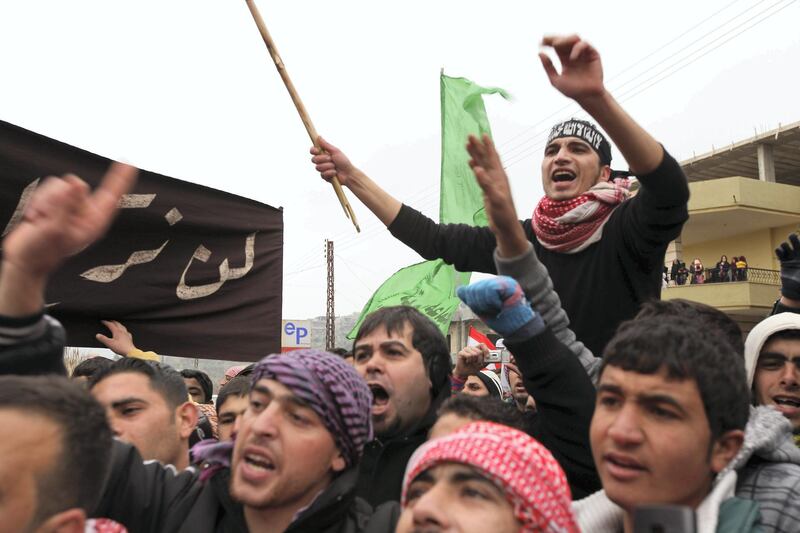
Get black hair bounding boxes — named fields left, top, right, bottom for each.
left=329, top=347, right=352, bottom=359
left=765, top=329, right=800, bottom=344
left=600, top=315, right=749, bottom=440
left=180, top=369, right=213, bottom=404
left=354, top=306, right=451, bottom=397
left=0, top=375, right=112, bottom=527
left=437, top=395, right=526, bottom=433
left=216, top=374, right=251, bottom=413
left=238, top=363, right=256, bottom=377
left=635, top=299, right=744, bottom=357
left=72, top=356, right=114, bottom=380
left=89, top=358, right=188, bottom=410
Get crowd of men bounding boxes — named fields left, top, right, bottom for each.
left=1, top=34, right=800, bottom=533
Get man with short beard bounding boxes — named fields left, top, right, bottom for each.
left=351, top=306, right=452, bottom=506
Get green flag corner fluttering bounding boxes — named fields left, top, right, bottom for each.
left=347, top=74, right=508, bottom=339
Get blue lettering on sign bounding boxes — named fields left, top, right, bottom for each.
left=284, top=322, right=309, bottom=345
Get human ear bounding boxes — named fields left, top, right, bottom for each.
left=177, top=402, right=200, bottom=440
left=330, top=450, right=346, bottom=474
left=710, top=429, right=744, bottom=473
left=598, top=165, right=612, bottom=183
left=38, top=507, right=85, bottom=533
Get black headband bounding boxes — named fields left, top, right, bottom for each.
left=546, top=119, right=612, bottom=166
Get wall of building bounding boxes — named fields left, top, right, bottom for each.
left=682, top=227, right=776, bottom=270
left=770, top=223, right=800, bottom=269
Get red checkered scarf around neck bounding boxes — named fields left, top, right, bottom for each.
left=532, top=178, right=631, bottom=253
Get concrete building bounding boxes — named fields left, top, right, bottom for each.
left=663, top=121, right=800, bottom=334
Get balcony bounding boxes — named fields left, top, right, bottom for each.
left=680, top=178, right=800, bottom=246
left=662, top=267, right=780, bottom=319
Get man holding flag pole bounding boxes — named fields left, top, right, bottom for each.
left=312, top=34, right=690, bottom=363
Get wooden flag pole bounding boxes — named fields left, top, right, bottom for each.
left=244, top=0, right=360, bottom=232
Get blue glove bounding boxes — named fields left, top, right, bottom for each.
left=457, top=276, right=545, bottom=340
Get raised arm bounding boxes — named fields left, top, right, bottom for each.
left=466, top=134, right=600, bottom=380
left=310, top=137, right=402, bottom=226
left=0, top=163, right=137, bottom=318
left=539, top=34, right=663, bottom=175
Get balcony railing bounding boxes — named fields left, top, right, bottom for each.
left=665, top=267, right=780, bottom=287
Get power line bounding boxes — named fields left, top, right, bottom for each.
left=500, top=0, right=796, bottom=170
left=496, top=0, right=781, bottom=163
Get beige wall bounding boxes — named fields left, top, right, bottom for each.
left=770, top=224, right=800, bottom=269
left=682, top=228, right=776, bottom=270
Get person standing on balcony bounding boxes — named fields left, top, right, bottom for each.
left=737, top=256, right=749, bottom=281
left=690, top=258, right=705, bottom=284
left=310, top=34, right=690, bottom=359
left=717, top=254, right=732, bottom=282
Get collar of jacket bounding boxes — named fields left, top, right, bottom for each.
left=286, top=467, right=362, bottom=532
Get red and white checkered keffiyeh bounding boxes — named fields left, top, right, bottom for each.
left=532, top=179, right=630, bottom=253
left=402, top=421, right=579, bottom=533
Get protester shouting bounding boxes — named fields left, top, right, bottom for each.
left=311, top=34, right=689, bottom=359
left=351, top=305, right=452, bottom=506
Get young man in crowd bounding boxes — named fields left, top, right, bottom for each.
left=0, top=148, right=403, bottom=532
left=0, top=375, right=113, bottom=533
left=71, top=355, right=114, bottom=385
left=215, top=374, right=250, bottom=442
left=574, top=316, right=756, bottom=531
left=180, top=368, right=214, bottom=404
left=90, top=358, right=198, bottom=471
left=593, top=299, right=800, bottom=533
left=745, top=314, right=800, bottom=442
left=311, top=34, right=689, bottom=359
left=449, top=127, right=601, bottom=498
left=351, top=305, right=452, bottom=506
left=398, top=421, right=579, bottom=533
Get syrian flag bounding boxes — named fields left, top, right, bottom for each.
left=467, top=327, right=500, bottom=371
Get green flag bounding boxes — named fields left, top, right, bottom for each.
left=347, top=74, right=508, bottom=338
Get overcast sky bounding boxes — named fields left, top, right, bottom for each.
left=0, top=0, right=798, bottom=321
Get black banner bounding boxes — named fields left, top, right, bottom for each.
left=0, top=120, right=283, bottom=361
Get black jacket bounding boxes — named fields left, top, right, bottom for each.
left=388, top=151, right=689, bottom=358
left=94, top=441, right=399, bottom=533
left=506, top=328, right=600, bottom=499
left=356, top=384, right=450, bottom=506
left=0, top=315, right=399, bottom=533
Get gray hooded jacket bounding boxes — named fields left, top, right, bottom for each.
left=730, top=406, right=800, bottom=533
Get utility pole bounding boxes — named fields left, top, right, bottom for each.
left=325, top=239, right=335, bottom=351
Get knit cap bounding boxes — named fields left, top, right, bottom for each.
left=250, top=349, right=373, bottom=467
left=475, top=369, right=503, bottom=398
left=402, top=421, right=579, bottom=533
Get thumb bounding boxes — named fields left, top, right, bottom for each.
left=317, top=136, right=339, bottom=154
left=96, top=333, right=111, bottom=344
